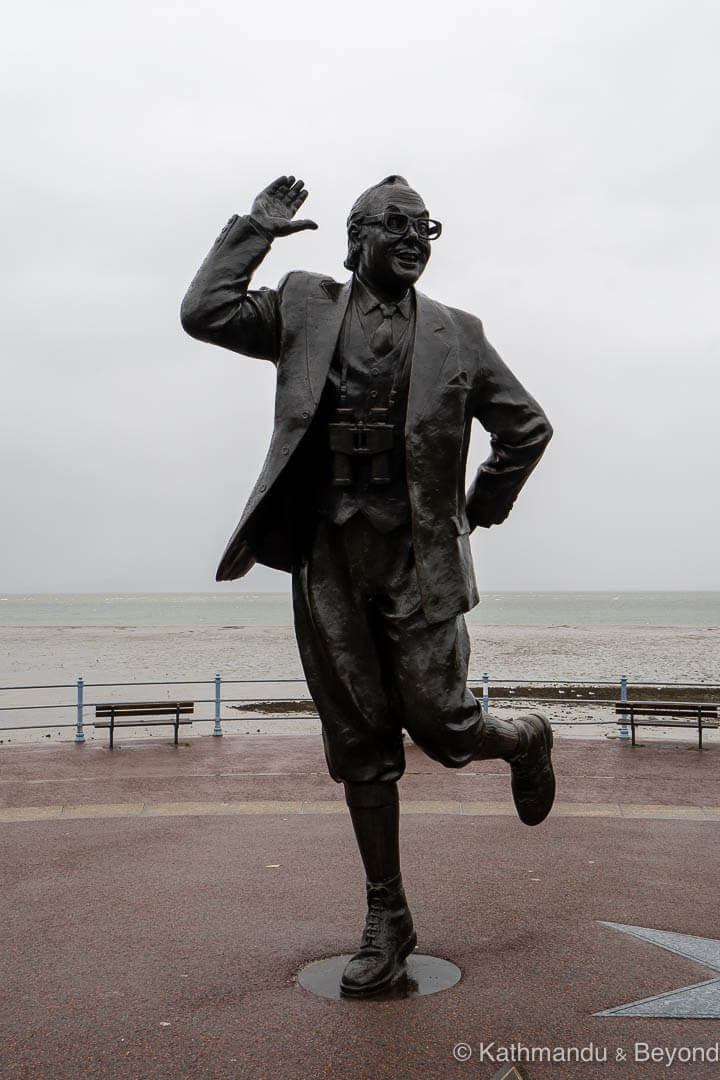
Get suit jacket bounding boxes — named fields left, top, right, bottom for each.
left=181, top=215, right=553, bottom=624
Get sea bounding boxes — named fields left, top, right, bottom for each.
left=0, top=591, right=718, bottom=627
left=1, top=592, right=718, bottom=741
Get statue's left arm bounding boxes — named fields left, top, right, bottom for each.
left=466, top=328, right=553, bottom=529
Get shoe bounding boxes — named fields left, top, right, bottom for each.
left=507, top=712, right=555, bottom=826
left=340, top=875, right=417, bottom=997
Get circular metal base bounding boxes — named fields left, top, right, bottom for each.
left=298, top=953, right=461, bottom=1001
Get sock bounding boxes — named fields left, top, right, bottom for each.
left=343, top=780, right=401, bottom=884
left=473, top=714, right=521, bottom=760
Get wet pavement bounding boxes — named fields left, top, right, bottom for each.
left=2, top=732, right=720, bottom=1079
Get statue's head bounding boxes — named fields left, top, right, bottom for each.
left=344, top=176, right=441, bottom=296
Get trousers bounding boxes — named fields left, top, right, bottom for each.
left=291, top=514, right=489, bottom=784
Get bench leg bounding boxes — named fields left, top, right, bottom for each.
left=630, top=710, right=636, bottom=746
left=174, top=707, right=180, bottom=745
left=698, top=709, right=703, bottom=751
left=109, top=710, right=115, bottom=750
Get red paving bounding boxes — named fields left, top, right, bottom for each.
left=2, top=733, right=720, bottom=1080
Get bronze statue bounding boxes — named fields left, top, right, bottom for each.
left=181, top=175, right=555, bottom=997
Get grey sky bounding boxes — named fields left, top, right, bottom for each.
left=2, top=0, right=719, bottom=592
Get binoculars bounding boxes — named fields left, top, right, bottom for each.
left=328, top=411, right=394, bottom=486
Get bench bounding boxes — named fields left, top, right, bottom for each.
left=615, top=701, right=718, bottom=750
left=94, top=701, right=194, bottom=748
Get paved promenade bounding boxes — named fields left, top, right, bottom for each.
left=2, top=732, right=720, bottom=1079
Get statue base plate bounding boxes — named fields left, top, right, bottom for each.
left=298, top=953, right=461, bottom=1001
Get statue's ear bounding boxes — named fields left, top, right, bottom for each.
left=344, top=223, right=363, bottom=271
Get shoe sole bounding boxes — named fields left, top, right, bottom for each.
left=340, top=930, right=418, bottom=998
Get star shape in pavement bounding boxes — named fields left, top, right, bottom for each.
left=491, top=1067, right=532, bottom=1080
left=595, top=922, right=720, bottom=1017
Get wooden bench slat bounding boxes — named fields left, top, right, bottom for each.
left=95, top=703, right=194, bottom=717
left=617, top=719, right=719, bottom=728
left=614, top=702, right=717, bottom=713
left=95, top=701, right=194, bottom=706
left=617, top=708, right=716, bottom=717
left=95, top=701, right=194, bottom=705
left=94, top=708, right=194, bottom=718
left=95, top=701, right=194, bottom=708
left=618, top=716, right=718, bottom=725
left=94, top=719, right=193, bottom=729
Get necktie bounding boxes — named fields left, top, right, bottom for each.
left=370, top=303, right=396, bottom=357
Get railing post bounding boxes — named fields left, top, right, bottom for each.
left=619, top=674, right=629, bottom=739
left=482, top=672, right=489, bottom=715
left=74, top=677, right=85, bottom=743
left=213, top=674, right=223, bottom=736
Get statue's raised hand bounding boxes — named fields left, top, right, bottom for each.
left=250, top=176, right=318, bottom=237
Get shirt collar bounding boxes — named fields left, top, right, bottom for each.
left=352, top=275, right=412, bottom=320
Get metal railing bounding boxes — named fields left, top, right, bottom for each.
left=474, top=673, right=720, bottom=737
left=0, top=675, right=311, bottom=742
left=0, top=673, right=718, bottom=743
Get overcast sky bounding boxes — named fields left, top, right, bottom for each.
left=2, top=0, right=719, bottom=593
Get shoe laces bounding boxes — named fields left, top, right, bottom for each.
left=364, top=895, right=384, bottom=942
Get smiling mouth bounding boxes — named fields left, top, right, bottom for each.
left=394, top=248, right=423, bottom=266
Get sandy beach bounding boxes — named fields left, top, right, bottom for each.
left=1, top=623, right=718, bottom=745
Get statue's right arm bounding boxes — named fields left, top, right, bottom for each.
left=180, top=177, right=317, bottom=363
left=180, top=215, right=281, bottom=362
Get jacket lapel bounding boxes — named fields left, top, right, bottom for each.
left=407, top=290, right=454, bottom=427
left=305, top=280, right=352, bottom=404
left=304, top=282, right=453, bottom=421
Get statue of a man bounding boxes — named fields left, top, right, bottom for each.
left=181, top=175, right=555, bottom=996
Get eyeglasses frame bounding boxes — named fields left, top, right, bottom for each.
left=355, top=211, right=443, bottom=241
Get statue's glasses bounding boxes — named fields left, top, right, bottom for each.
left=359, top=212, right=442, bottom=241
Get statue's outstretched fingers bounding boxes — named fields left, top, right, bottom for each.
left=266, top=176, right=288, bottom=194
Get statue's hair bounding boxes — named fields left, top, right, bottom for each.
left=346, top=175, right=411, bottom=226
left=344, top=175, right=412, bottom=271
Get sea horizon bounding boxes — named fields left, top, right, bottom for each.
left=1, top=591, right=718, bottom=628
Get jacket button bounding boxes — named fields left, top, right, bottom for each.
left=302, top=411, right=309, bottom=420
left=281, top=445, right=289, bottom=455
left=259, top=483, right=267, bottom=492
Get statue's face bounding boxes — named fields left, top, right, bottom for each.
left=354, top=188, right=431, bottom=295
